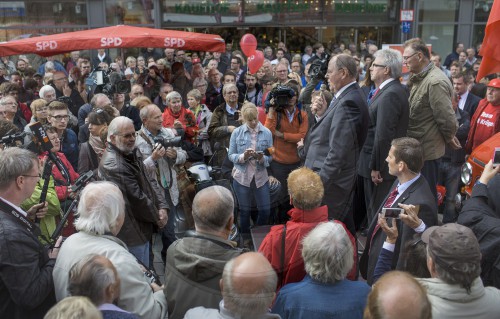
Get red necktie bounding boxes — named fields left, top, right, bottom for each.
left=369, top=187, right=399, bottom=251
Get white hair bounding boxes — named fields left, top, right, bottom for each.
left=75, top=182, right=125, bottom=235
left=302, top=222, right=354, bottom=283
left=107, top=116, right=133, bottom=143
left=39, top=85, right=55, bottom=99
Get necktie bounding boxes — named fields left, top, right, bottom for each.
left=369, top=187, right=399, bottom=251
left=368, top=88, right=380, bottom=104
left=329, top=95, right=337, bottom=108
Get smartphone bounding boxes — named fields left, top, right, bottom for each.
left=381, top=208, right=404, bottom=219
left=493, top=147, right=500, bottom=167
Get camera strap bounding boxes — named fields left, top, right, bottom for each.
left=0, top=197, right=40, bottom=236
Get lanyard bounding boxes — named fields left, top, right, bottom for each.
left=0, top=197, right=36, bottom=234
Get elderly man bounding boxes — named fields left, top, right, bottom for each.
left=358, top=48, right=409, bottom=225
left=0, top=147, right=59, bottom=319
left=466, top=78, right=500, bottom=154
left=275, top=62, right=289, bottom=85
left=136, top=104, right=187, bottom=263
left=418, top=223, right=500, bottom=318
left=99, top=116, right=168, bottom=267
left=185, top=252, right=279, bottom=319
left=164, top=185, right=246, bottom=319
left=208, top=83, right=242, bottom=166
left=67, top=254, right=137, bottom=318
left=403, top=38, right=458, bottom=200
left=303, top=54, right=369, bottom=234
left=0, top=95, right=24, bottom=129
left=39, top=85, right=57, bottom=103
left=53, top=181, right=167, bottom=319
left=272, top=222, right=370, bottom=319
left=364, top=271, right=432, bottom=319
left=360, top=137, right=437, bottom=284
left=259, top=167, right=356, bottom=289
left=51, top=71, right=85, bottom=117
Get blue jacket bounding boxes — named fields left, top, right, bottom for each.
left=228, top=122, right=273, bottom=173
left=272, top=275, right=370, bottom=319
left=62, top=128, right=79, bottom=170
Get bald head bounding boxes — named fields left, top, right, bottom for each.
left=192, top=185, right=234, bottom=235
left=364, top=271, right=431, bottom=319
left=222, top=252, right=277, bottom=315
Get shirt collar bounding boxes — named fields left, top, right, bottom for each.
left=334, top=81, right=356, bottom=99
left=397, top=173, right=421, bottom=196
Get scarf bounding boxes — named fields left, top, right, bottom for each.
left=89, top=134, right=106, bottom=160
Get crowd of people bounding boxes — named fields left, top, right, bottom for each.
left=0, top=35, right=499, bottom=319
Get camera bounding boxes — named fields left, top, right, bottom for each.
left=267, top=85, right=295, bottom=112
left=91, top=67, right=131, bottom=97
left=153, top=135, right=182, bottom=149
left=1, top=131, right=27, bottom=148
left=308, top=53, right=330, bottom=80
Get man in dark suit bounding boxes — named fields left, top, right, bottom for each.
left=360, top=138, right=438, bottom=285
left=358, top=48, right=409, bottom=226
left=304, top=54, right=369, bottom=235
left=452, top=73, right=481, bottom=119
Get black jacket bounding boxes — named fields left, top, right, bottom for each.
left=458, top=177, right=500, bottom=289
left=98, top=144, right=168, bottom=246
left=0, top=201, right=56, bottom=318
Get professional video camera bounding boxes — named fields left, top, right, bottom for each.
left=267, top=84, right=295, bottom=112
left=308, top=53, right=330, bottom=80
left=91, top=68, right=131, bottom=97
left=1, top=131, right=27, bottom=148
left=153, top=135, right=182, bottom=149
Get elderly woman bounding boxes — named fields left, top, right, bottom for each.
left=228, top=102, right=273, bottom=239
left=187, top=89, right=212, bottom=159
left=161, top=91, right=198, bottom=143
left=259, top=167, right=357, bottom=289
left=272, top=222, right=371, bottom=319
left=28, top=98, right=49, bottom=124
left=124, top=56, right=137, bottom=80
left=78, top=110, right=113, bottom=175
left=52, top=181, right=168, bottom=319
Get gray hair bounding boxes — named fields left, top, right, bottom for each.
left=75, top=182, right=125, bottom=235
left=373, top=48, right=403, bottom=79
left=44, top=61, right=55, bottom=73
left=222, top=83, right=237, bottom=95
left=0, top=148, right=38, bottom=190
left=0, top=95, right=16, bottom=105
left=192, top=185, right=233, bottom=232
left=222, top=255, right=277, bottom=315
left=165, top=91, right=182, bottom=104
left=90, top=93, right=109, bottom=109
left=39, top=85, right=55, bottom=99
left=192, top=77, right=207, bottom=88
left=302, top=222, right=354, bottom=283
left=68, top=254, right=117, bottom=306
left=107, top=116, right=133, bottom=143
left=139, top=104, right=160, bottom=121
left=332, top=54, right=358, bottom=79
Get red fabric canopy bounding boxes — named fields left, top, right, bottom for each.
left=0, top=25, right=225, bottom=57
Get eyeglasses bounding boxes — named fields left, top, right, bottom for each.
left=372, top=63, right=387, bottom=68
left=116, top=132, right=136, bottom=139
left=403, top=52, right=419, bottom=61
left=276, top=70, right=287, bottom=73
left=37, top=107, right=48, bottom=112
left=225, top=91, right=238, bottom=95
left=81, top=65, right=91, bottom=69
left=50, top=115, right=70, bottom=121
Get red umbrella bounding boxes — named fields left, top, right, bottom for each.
left=0, top=25, right=225, bottom=57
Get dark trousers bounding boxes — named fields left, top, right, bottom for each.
left=161, top=190, right=177, bottom=265
left=421, top=158, right=440, bottom=204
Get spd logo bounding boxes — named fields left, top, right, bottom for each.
left=164, top=37, right=185, bottom=48
left=101, top=37, right=123, bottom=47
left=35, top=41, right=58, bottom=51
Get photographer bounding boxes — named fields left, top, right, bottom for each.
left=265, top=81, right=308, bottom=216
left=136, top=104, right=187, bottom=264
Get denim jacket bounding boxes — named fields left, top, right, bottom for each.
left=228, top=122, right=273, bottom=173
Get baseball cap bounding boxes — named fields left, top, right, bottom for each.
left=422, top=224, right=481, bottom=271
left=487, top=78, right=500, bottom=89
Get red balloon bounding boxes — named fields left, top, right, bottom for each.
left=240, top=34, right=257, bottom=56
left=247, top=50, right=264, bottom=74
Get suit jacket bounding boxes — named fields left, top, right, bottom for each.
left=358, top=80, right=409, bottom=180
left=304, top=82, right=369, bottom=219
left=359, top=175, right=438, bottom=285
left=463, top=92, right=481, bottom=119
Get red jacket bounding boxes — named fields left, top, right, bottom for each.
left=258, top=206, right=357, bottom=290
left=162, top=107, right=198, bottom=143
left=39, top=152, right=79, bottom=201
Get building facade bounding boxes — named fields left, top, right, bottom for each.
left=0, top=0, right=490, bottom=59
